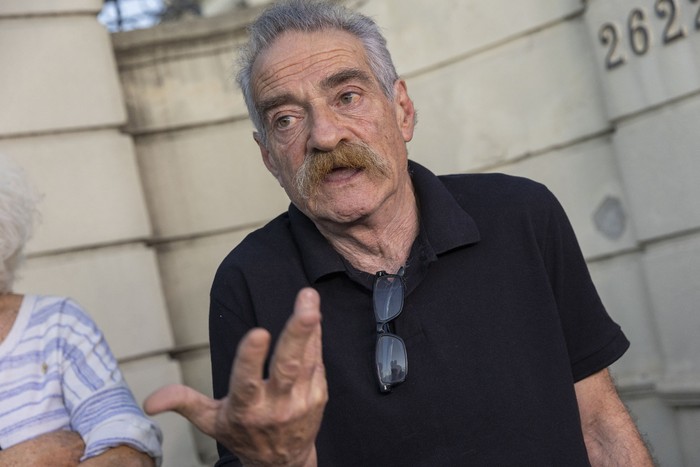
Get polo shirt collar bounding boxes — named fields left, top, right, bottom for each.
left=288, top=160, right=480, bottom=283
left=409, top=160, right=480, bottom=255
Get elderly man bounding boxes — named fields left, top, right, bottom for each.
left=145, top=1, right=654, bottom=466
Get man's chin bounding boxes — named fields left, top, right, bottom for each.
left=304, top=191, right=378, bottom=222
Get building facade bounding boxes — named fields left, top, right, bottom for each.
left=1, top=0, right=698, bottom=465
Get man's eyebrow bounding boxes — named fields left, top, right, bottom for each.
left=320, top=68, right=373, bottom=90
left=255, top=69, right=373, bottom=118
left=256, top=93, right=298, bottom=119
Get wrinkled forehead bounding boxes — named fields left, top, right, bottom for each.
left=250, top=29, right=373, bottom=102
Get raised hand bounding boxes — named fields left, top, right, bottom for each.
left=144, top=287, right=327, bottom=467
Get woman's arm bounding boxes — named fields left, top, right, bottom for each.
left=58, top=299, right=162, bottom=464
left=79, top=445, right=155, bottom=467
left=0, top=432, right=155, bottom=467
left=0, top=431, right=84, bottom=467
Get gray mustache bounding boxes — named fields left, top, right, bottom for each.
left=293, top=142, right=389, bottom=199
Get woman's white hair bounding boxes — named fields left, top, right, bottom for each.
left=0, top=155, right=39, bottom=294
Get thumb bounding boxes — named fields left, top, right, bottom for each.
left=144, top=383, right=222, bottom=438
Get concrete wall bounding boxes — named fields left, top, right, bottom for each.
left=2, top=0, right=698, bottom=465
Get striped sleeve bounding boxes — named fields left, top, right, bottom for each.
left=57, top=299, right=163, bottom=465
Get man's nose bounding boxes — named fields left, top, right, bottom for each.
left=306, top=105, right=350, bottom=153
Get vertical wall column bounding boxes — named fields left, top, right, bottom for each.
left=112, top=8, right=288, bottom=463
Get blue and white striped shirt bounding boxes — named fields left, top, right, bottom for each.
left=0, top=295, right=162, bottom=463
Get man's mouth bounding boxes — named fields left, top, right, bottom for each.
left=293, top=142, right=389, bottom=199
left=323, top=166, right=362, bottom=182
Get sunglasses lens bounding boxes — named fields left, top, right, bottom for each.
left=376, top=334, right=407, bottom=386
left=373, top=275, right=404, bottom=322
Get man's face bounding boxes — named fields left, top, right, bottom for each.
left=251, top=29, right=415, bottom=226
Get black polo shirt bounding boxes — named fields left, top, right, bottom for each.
left=210, top=161, right=629, bottom=466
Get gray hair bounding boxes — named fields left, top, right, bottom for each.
left=236, top=0, right=399, bottom=145
left=0, top=155, right=39, bottom=294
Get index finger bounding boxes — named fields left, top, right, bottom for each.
left=268, top=287, right=322, bottom=393
left=229, top=327, right=272, bottom=408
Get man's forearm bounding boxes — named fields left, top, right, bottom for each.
left=576, top=369, right=655, bottom=466
left=583, top=417, right=655, bottom=466
left=583, top=415, right=654, bottom=466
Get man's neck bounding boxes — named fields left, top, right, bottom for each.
left=315, top=185, right=420, bottom=275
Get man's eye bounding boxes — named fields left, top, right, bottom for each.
left=340, top=92, right=359, bottom=105
left=275, top=116, right=294, bottom=129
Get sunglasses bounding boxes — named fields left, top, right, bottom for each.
left=373, top=269, right=408, bottom=393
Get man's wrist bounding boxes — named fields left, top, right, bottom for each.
left=240, top=445, right=317, bottom=467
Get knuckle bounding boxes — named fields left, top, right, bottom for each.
left=231, top=379, right=262, bottom=407
left=275, top=360, right=302, bottom=384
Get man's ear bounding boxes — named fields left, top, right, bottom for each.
left=254, top=132, right=282, bottom=185
left=393, top=79, right=416, bottom=143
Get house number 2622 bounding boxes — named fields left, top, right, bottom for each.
left=598, top=0, right=700, bottom=70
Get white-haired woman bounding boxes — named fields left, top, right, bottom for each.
left=0, top=155, right=162, bottom=466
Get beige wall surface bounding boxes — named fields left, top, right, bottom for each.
left=2, top=0, right=699, bottom=465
